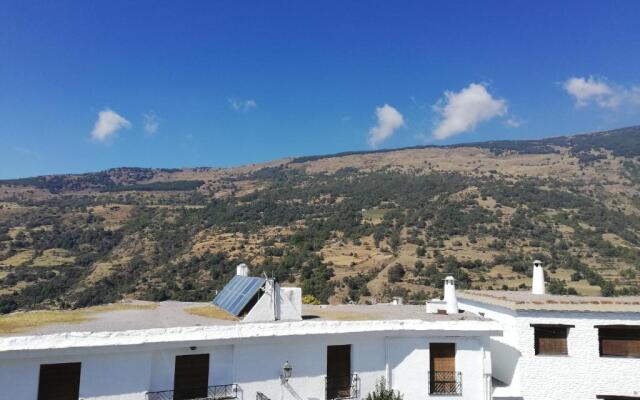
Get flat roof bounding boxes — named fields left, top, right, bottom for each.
left=0, top=301, right=487, bottom=338
left=0, top=301, right=501, bottom=354
left=459, top=290, right=640, bottom=313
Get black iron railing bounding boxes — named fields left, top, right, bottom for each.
left=325, top=374, right=360, bottom=400
left=146, top=383, right=238, bottom=400
left=256, top=392, right=270, bottom=400
left=429, top=371, right=462, bottom=395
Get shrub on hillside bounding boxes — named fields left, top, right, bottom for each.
left=388, top=264, right=405, bottom=283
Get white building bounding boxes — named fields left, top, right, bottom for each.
left=457, top=261, right=640, bottom=400
left=0, top=271, right=500, bottom=400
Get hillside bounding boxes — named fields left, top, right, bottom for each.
left=2, top=126, right=640, bottom=313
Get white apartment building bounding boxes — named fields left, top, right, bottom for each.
left=457, top=261, right=640, bottom=400
left=0, top=268, right=500, bottom=400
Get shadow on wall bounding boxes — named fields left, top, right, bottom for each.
left=491, top=339, right=520, bottom=386
left=282, top=381, right=304, bottom=400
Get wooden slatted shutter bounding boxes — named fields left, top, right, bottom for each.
left=534, top=326, right=568, bottom=355
left=430, top=343, right=455, bottom=372
left=174, top=354, right=210, bottom=400
left=599, top=326, right=640, bottom=357
left=37, top=363, right=81, bottom=400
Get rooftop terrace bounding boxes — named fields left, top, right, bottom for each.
left=0, top=301, right=501, bottom=353
left=0, top=300, right=488, bottom=338
left=459, top=290, right=640, bottom=313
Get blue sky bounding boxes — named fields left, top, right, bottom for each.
left=1, top=1, right=640, bottom=179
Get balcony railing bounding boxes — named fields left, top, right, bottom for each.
left=146, top=383, right=238, bottom=400
left=256, top=392, right=270, bottom=400
left=429, top=371, right=462, bottom=395
left=325, top=374, right=360, bottom=400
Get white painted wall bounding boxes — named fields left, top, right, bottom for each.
left=458, top=299, right=522, bottom=395
left=243, top=286, right=302, bottom=322
left=0, top=352, right=153, bottom=400
left=517, top=311, right=640, bottom=400
left=0, top=330, right=492, bottom=400
left=149, top=345, right=233, bottom=393
left=386, top=336, right=490, bottom=400
left=459, top=298, right=640, bottom=400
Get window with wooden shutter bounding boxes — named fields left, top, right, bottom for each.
left=174, top=354, right=210, bottom=400
left=430, top=343, right=455, bottom=372
left=326, top=345, right=352, bottom=400
left=533, top=325, right=569, bottom=355
left=598, top=325, right=640, bottom=358
left=429, top=343, right=459, bottom=395
left=37, top=362, right=81, bottom=400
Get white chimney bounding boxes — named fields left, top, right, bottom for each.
left=532, top=260, right=545, bottom=295
left=236, top=263, right=250, bottom=277
left=443, top=276, right=459, bottom=314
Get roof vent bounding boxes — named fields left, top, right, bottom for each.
left=392, top=296, right=404, bottom=305
left=444, top=276, right=459, bottom=314
left=236, top=263, right=250, bottom=277
left=532, top=260, right=545, bottom=295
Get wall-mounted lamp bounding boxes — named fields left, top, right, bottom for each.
left=189, top=346, right=197, bottom=351
left=280, top=360, right=292, bottom=383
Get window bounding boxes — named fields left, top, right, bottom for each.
left=429, top=343, right=461, bottom=395
left=37, top=362, right=81, bottom=400
left=597, top=325, right=640, bottom=358
left=326, top=345, right=355, bottom=400
left=532, top=324, right=571, bottom=355
left=174, top=354, right=210, bottom=400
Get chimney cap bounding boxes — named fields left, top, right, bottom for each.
left=236, top=263, right=250, bottom=276
left=531, top=260, right=545, bottom=295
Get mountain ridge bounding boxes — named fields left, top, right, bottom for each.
left=1, top=124, right=640, bottom=314
left=2, top=125, right=640, bottom=186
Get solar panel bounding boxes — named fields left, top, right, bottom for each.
left=212, top=275, right=266, bottom=316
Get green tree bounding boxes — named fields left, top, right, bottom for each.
left=389, top=231, right=401, bottom=254
left=388, top=264, right=405, bottom=283
left=364, top=378, right=403, bottom=400
left=600, top=281, right=616, bottom=297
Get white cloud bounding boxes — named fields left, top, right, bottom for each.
left=563, top=76, right=640, bottom=109
left=143, top=112, right=159, bottom=135
left=563, top=76, right=615, bottom=108
left=505, top=117, right=522, bottom=128
left=90, top=109, right=131, bottom=142
left=432, top=83, right=507, bottom=140
left=367, top=104, right=405, bottom=148
left=228, top=98, right=257, bottom=113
